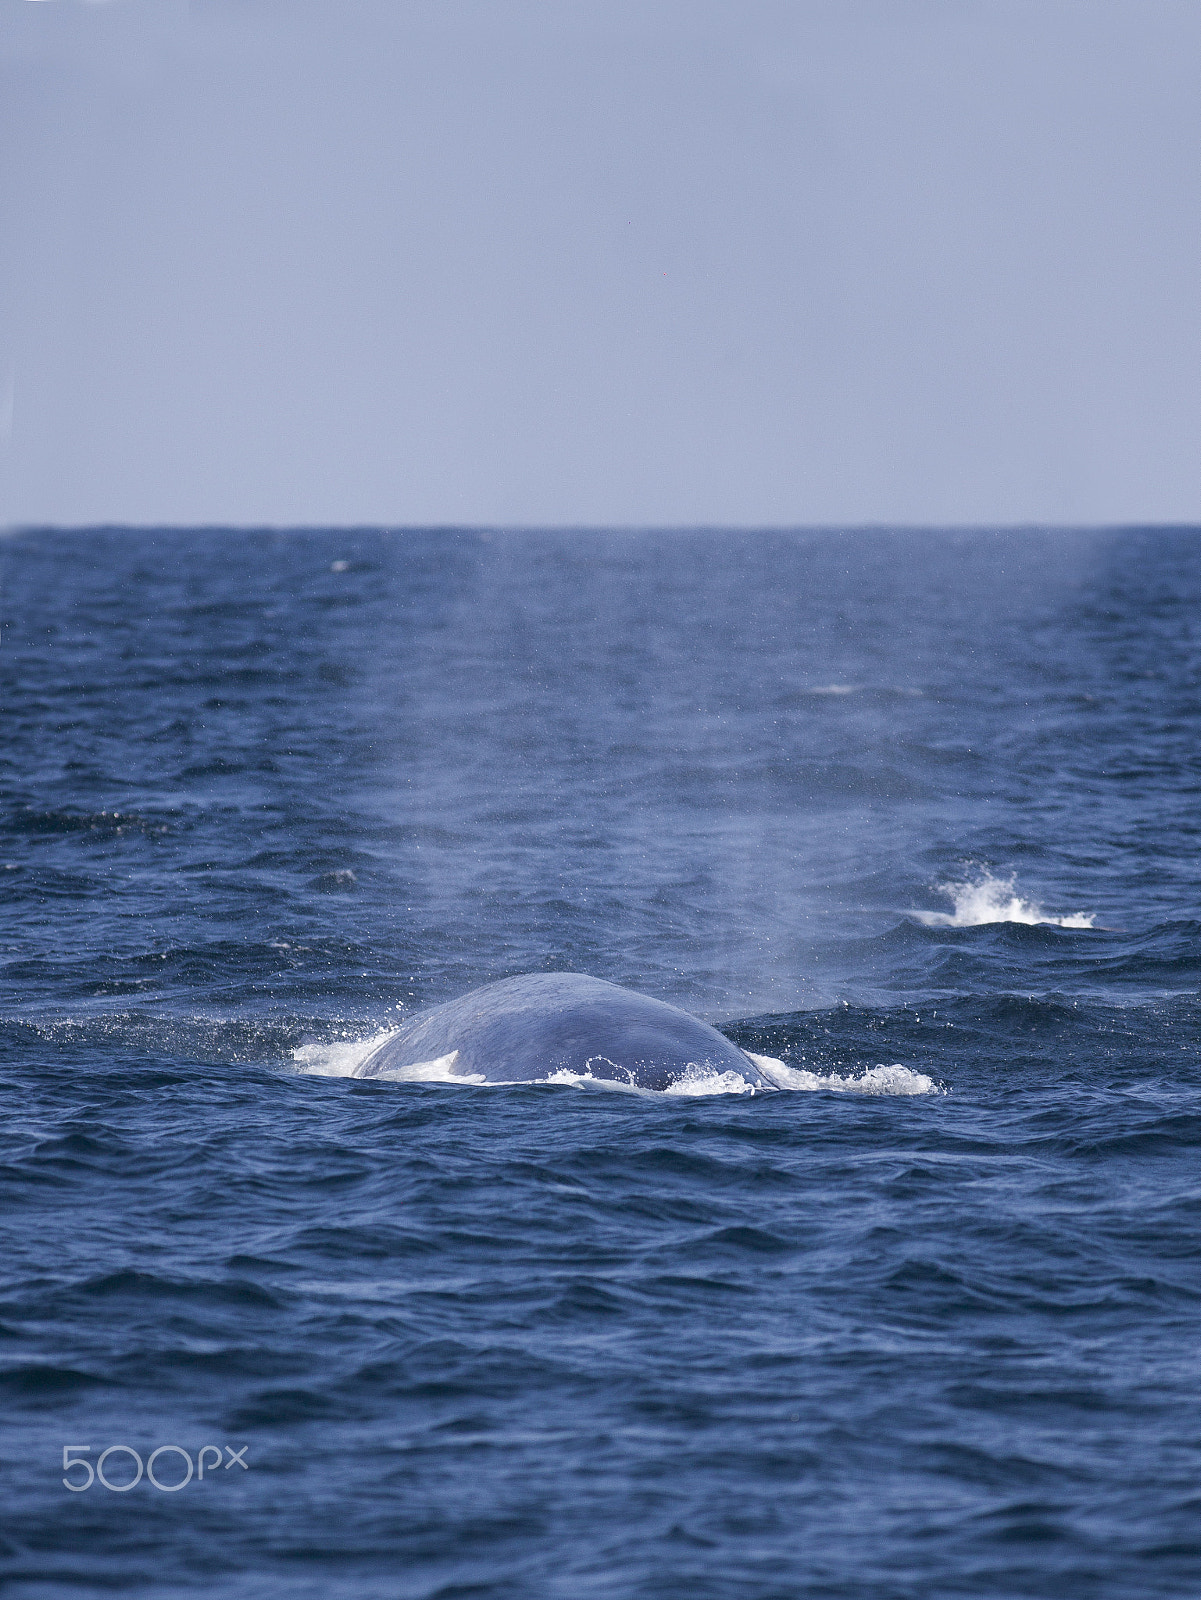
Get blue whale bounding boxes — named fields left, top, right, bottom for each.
left=354, top=972, right=772, bottom=1091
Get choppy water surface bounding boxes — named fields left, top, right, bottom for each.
left=2, top=528, right=1199, bottom=1598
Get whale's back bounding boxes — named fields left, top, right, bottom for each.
left=356, top=972, right=768, bottom=1091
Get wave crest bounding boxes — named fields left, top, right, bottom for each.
left=914, top=871, right=1094, bottom=929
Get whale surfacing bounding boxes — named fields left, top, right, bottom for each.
left=354, top=972, right=771, bottom=1091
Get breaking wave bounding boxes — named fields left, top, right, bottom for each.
left=914, top=871, right=1095, bottom=929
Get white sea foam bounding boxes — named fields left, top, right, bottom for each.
left=543, top=1064, right=760, bottom=1096
left=663, top=1068, right=760, bottom=1096
left=293, top=1039, right=938, bottom=1096
left=291, top=1030, right=398, bottom=1078
left=544, top=1068, right=649, bottom=1095
left=745, top=1051, right=939, bottom=1095
left=372, top=1049, right=489, bottom=1085
left=292, top=1035, right=488, bottom=1083
left=913, top=871, right=1094, bottom=929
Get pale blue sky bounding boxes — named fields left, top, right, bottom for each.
left=1, top=0, right=1199, bottom=526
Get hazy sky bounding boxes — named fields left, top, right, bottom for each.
left=1, top=0, right=1199, bottom=527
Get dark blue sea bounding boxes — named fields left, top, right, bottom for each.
left=2, top=527, right=1200, bottom=1599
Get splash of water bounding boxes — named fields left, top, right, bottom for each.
left=294, top=1038, right=939, bottom=1096
left=745, top=1052, right=939, bottom=1095
left=291, top=1030, right=399, bottom=1077
left=914, top=871, right=1094, bottom=929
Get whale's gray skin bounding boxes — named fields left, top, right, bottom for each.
left=355, top=972, right=771, bottom=1091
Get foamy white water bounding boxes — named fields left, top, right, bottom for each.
left=914, top=872, right=1094, bottom=929
left=372, top=1050, right=489, bottom=1084
left=745, top=1052, right=939, bottom=1095
left=293, top=1035, right=488, bottom=1083
left=292, top=1030, right=398, bottom=1077
left=295, top=1037, right=938, bottom=1096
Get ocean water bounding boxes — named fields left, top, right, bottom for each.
left=1, top=526, right=1199, bottom=1598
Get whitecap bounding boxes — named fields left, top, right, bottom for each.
left=913, top=870, right=1094, bottom=929
left=745, top=1051, right=939, bottom=1095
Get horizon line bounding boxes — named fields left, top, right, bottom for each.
left=5, top=521, right=1201, bottom=537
